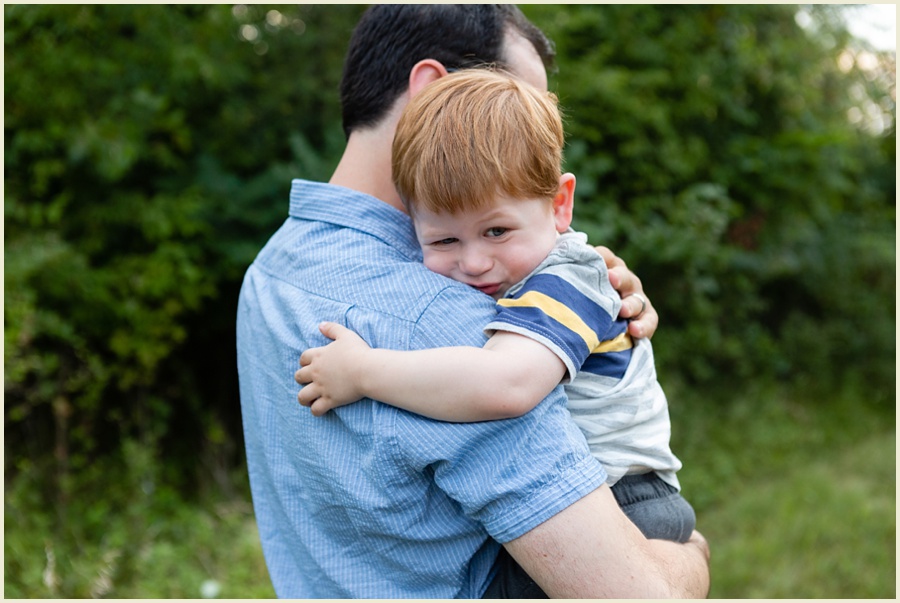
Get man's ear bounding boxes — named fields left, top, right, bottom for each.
left=408, top=59, right=451, bottom=98
left=552, top=173, right=576, bottom=233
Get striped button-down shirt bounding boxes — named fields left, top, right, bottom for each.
left=237, top=180, right=607, bottom=598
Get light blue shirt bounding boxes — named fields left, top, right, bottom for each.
left=236, top=179, right=607, bottom=598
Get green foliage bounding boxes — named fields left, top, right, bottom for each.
left=5, top=4, right=363, bottom=470
left=523, top=4, right=895, bottom=389
left=4, top=5, right=896, bottom=596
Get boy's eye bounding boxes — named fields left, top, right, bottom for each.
left=486, top=227, right=508, bottom=238
left=431, top=237, right=457, bottom=246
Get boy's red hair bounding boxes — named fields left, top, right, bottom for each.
left=392, top=69, right=564, bottom=214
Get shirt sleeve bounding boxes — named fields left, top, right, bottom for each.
left=485, top=262, right=616, bottom=383
left=395, top=283, right=608, bottom=543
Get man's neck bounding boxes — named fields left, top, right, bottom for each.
left=329, top=121, right=407, bottom=215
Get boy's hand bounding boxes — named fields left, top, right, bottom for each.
left=594, top=245, right=658, bottom=339
left=295, top=322, right=372, bottom=416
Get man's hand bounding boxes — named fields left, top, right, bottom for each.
left=595, top=245, right=658, bottom=339
left=686, top=529, right=711, bottom=565
left=295, top=322, right=371, bottom=416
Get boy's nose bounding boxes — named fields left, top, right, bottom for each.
left=458, top=248, right=492, bottom=276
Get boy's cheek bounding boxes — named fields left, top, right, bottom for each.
left=422, top=253, right=450, bottom=278
left=421, top=251, right=435, bottom=271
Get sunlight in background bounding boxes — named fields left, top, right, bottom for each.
left=843, top=4, right=897, bottom=51
left=844, top=5, right=896, bottom=135
left=796, top=4, right=896, bottom=135
left=795, top=4, right=897, bottom=52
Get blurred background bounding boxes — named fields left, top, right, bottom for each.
left=4, top=4, right=895, bottom=598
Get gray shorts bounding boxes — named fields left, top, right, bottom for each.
left=611, top=472, right=696, bottom=543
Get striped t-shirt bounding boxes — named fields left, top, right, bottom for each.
left=485, top=229, right=682, bottom=489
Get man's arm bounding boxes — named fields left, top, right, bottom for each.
left=596, top=245, right=659, bottom=340
left=504, top=484, right=710, bottom=598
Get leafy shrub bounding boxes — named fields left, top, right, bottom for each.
left=4, top=4, right=362, bottom=476
left=524, top=4, right=895, bottom=392
left=4, top=3, right=894, bottom=494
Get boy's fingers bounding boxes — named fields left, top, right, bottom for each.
left=318, top=321, right=343, bottom=340
left=309, top=399, right=331, bottom=417
left=320, top=321, right=359, bottom=342
left=297, top=383, right=316, bottom=407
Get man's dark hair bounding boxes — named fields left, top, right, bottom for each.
left=339, top=4, right=555, bottom=138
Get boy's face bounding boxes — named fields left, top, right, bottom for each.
left=413, top=180, right=573, bottom=299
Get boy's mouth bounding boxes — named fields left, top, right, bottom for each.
left=471, top=283, right=501, bottom=297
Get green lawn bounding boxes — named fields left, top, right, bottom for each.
left=4, top=469, right=276, bottom=599
left=671, top=381, right=896, bottom=598
left=5, top=382, right=895, bottom=598
left=697, top=431, right=895, bottom=597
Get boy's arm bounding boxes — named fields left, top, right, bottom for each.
left=295, top=321, right=566, bottom=421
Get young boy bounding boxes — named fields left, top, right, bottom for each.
left=296, top=69, right=695, bottom=543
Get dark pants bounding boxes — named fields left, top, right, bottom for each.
left=482, top=546, right=548, bottom=599
left=611, top=472, right=696, bottom=543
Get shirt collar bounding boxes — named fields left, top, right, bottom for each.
left=289, top=179, right=422, bottom=260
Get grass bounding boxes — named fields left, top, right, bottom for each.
left=700, top=432, right=895, bottom=597
left=4, top=491, right=275, bottom=599
left=4, top=443, right=276, bottom=599
left=4, top=380, right=895, bottom=598
left=669, top=379, right=896, bottom=598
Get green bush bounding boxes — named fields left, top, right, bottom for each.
left=4, top=0, right=894, bottom=544
left=524, top=4, right=895, bottom=390
left=5, top=4, right=362, bottom=476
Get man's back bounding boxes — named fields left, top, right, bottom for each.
left=237, top=180, right=606, bottom=597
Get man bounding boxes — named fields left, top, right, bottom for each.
left=237, top=5, right=709, bottom=598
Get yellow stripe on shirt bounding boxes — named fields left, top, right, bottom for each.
left=498, top=290, right=600, bottom=351
left=592, top=331, right=633, bottom=353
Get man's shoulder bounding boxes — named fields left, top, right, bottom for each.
left=341, top=266, right=496, bottom=351
left=399, top=279, right=497, bottom=349
left=243, top=220, right=496, bottom=350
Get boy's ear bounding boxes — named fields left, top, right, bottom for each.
left=408, top=59, right=451, bottom=98
left=552, top=173, right=576, bottom=233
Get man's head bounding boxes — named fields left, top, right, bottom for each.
left=392, top=69, right=575, bottom=299
left=340, top=5, right=555, bottom=138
